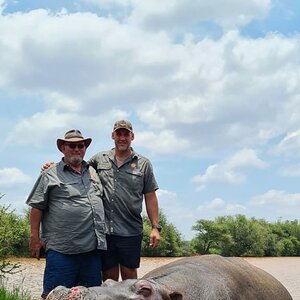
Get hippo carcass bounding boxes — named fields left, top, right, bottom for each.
left=46, top=254, right=292, bottom=300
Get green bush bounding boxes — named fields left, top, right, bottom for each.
left=0, top=194, right=30, bottom=278
left=191, top=214, right=300, bottom=256
left=141, top=210, right=190, bottom=257
left=0, top=279, right=31, bottom=300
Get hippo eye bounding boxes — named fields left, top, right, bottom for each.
left=136, top=287, right=152, bottom=298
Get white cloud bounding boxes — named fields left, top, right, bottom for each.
left=132, top=31, right=300, bottom=156
left=157, top=189, right=193, bottom=219
left=45, top=93, right=82, bottom=112
left=249, top=190, right=300, bottom=220
left=127, top=0, right=271, bottom=31
left=137, top=96, right=213, bottom=129
left=148, top=188, right=300, bottom=240
left=0, top=168, right=31, bottom=188
left=250, top=189, right=300, bottom=206
left=155, top=189, right=196, bottom=239
left=82, top=0, right=131, bottom=7
left=0, top=8, right=300, bottom=159
left=3, top=110, right=75, bottom=147
left=226, top=148, right=268, bottom=169
left=197, top=197, right=246, bottom=218
left=193, top=148, right=267, bottom=190
left=195, top=189, right=300, bottom=223
left=273, top=129, right=300, bottom=157
left=135, top=130, right=190, bottom=155
left=0, top=0, right=5, bottom=13
left=280, top=164, right=300, bottom=177
left=2, top=108, right=132, bottom=149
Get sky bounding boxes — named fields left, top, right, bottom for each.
left=1, top=0, right=300, bottom=240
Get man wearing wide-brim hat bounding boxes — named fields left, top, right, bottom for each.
left=26, top=129, right=107, bottom=299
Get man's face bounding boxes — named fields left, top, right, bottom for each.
left=112, top=128, right=134, bottom=152
left=61, top=142, right=86, bottom=166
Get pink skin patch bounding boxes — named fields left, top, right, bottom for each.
left=68, top=287, right=81, bottom=300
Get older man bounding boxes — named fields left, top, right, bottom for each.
left=27, top=129, right=107, bottom=299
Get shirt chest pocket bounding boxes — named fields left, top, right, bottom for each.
left=124, top=169, right=143, bottom=191
left=97, top=163, right=113, bottom=186
left=59, top=180, right=82, bottom=198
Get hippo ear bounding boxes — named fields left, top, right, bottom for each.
left=102, top=279, right=118, bottom=287
left=169, top=291, right=183, bottom=300
left=46, top=285, right=69, bottom=299
left=137, top=286, right=152, bottom=297
left=135, top=280, right=153, bottom=298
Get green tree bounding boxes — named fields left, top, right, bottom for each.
left=191, top=219, right=229, bottom=254
left=0, top=194, right=23, bottom=278
left=141, top=210, right=188, bottom=256
left=243, top=218, right=270, bottom=256
left=269, top=219, right=300, bottom=256
left=225, top=215, right=253, bottom=256
left=191, top=215, right=300, bottom=257
left=264, top=232, right=280, bottom=256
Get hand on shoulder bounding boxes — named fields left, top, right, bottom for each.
left=41, top=162, right=55, bottom=172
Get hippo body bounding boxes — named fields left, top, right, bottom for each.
left=46, top=254, right=292, bottom=300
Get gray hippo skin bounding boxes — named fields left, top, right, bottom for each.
left=46, top=254, right=292, bottom=300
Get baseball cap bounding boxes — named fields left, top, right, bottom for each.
left=113, top=120, right=133, bottom=132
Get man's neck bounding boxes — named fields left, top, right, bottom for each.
left=63, top=158, right=82, bottom=173
left=114, top=148, right=132, bottom=167
left=114, top=148, right=132, bottom=160
left=70, top=165, right=82, bottom=173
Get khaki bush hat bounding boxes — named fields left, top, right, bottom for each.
left=113, top=120, right=133, bottom=132
left=57, top=129, right=92, bottom=152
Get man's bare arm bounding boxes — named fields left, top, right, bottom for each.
left=29, top=208, right=45, bottom=259
left=145, top=191, right=160, bottom=248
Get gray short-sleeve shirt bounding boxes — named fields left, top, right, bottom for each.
left=89, top=149, right=159, bottom=236
left=26, top=160, right=107, bottom=254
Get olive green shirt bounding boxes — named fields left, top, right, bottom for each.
left=26, top=160, right=107, bottom=254
left=89, top=149, right=159, bottom=236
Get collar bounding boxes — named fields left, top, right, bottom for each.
left=59, top=158, right=89, bottom=172
left=107, top=147, right=138, bottom=161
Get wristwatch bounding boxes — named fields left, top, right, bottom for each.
left=152, top=224, right=162, bottom=232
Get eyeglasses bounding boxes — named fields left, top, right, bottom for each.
left=65, top=143, right=85, bottom=149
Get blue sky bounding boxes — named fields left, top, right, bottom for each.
left=1, top=0, right=300, bottom=240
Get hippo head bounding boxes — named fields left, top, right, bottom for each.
left=46, top=286, right=91, bottom=300
left=46, top=280, right=182, bottom=300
